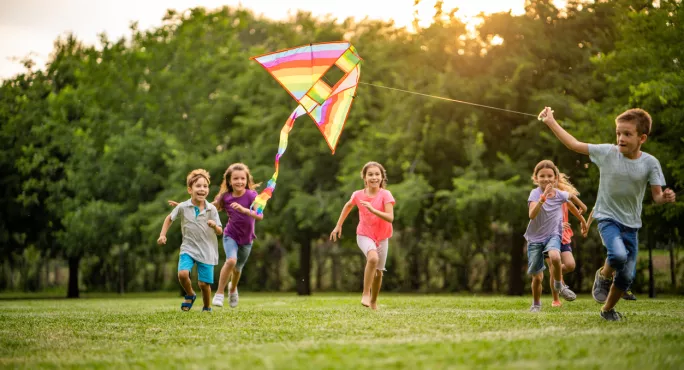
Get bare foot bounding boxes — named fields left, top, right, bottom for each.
left=370, top=302, right=378, bottom=310
left=361, top=294, right=371, bottom=307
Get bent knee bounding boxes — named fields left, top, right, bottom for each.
left=177, top=270, right=190, bottom=280
left=564, top=262, right=576, bottom=272
left=224, top=258, right=237, bottom=268
left=367, top=252, right=379, bottom=265
left=198, top=281, right=210, bottom=288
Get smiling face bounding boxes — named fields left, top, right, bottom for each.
left=364, top=165, right=384, bottom=189
left=188, top=176, right=209, bottom=203
left=535, top=168, right=557, bottom=190
left=229, top=170, right=247, bottom=194
left=616, top=121, right=646, bottom=158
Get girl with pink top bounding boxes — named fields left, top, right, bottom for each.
left=330, top=161, right=395, bottom=310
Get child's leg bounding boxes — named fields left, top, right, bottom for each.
left=594, top=220, right=629, bottom=304
left=526, top=241, right=545, bottom=307
left=177, top=254, right=196, bottom=310
left=531, top=272, right=543, bottom=304
left=370, top=271, right=383, bottom=310
left=357, top=236, right=379, bottom=307
left=369, top=240, right=389, bottom=310
left=198, top=281, right=211, bottom=308
left=546, top=257, right=560, bottom=303
left=547, top=250, right=562, bottom=284
left=362, top=250, right=379, bottom=306
left=196, top=262, right=214, bottom=309
left=178, top=270, right=195, bottom=297
left=230, top=243, right=253, bottom=293
left=602, top=227, right=638, bottom=312
left=560, top=250, right=576, bottom=284
left=217, top=236, right=239, bottom=295
left=217, top=259, right=236, bottom=294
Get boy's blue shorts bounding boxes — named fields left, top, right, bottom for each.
left=178, top=253, right=214, bottom=284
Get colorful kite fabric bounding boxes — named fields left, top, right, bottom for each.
left=249, top=42, right=362, bottom=215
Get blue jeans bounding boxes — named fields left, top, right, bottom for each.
left=597, top=219, right=639, bottom=291
left=178, top=253, right=214, bottom=284
left=527, top=235, right=561, bottom=275
left=223, top=236, right=253, bottom=272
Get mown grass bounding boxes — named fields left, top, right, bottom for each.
left=1, top=293, right=683, bottom=369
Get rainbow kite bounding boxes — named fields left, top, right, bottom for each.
left=249, top=42, right=362, bottom=215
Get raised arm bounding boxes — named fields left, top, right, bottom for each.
left=529, top=185, right=553, bottom=220
left=330, top=200, right=355, bottom=241
left=539, top=107, right=589, bottom=155
left=651, top=186, right=676, bottom=205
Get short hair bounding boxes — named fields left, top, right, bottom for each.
left=616, top=108, right=652, bottom=136
left=186, top=169, right=210, bottom=188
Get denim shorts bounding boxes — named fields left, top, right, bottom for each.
left=178, top=253, right=214, bottom=284
left=544, top=243, right=572, bottom=258
left=223, top=236, right=253, bottom=272
left=597, top=219, right=639, bottom=291
left=527, top=235, right=561, bottom=275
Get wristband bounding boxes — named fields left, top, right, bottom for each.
left=540, top=195, right=547, bottom=203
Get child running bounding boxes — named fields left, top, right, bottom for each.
left=211, top=163, right=262, bottom=308
left=169, top=163, right=262, bottom=308
left=539, top=107, right=675, bottom=320
left=525, top=160, right=585, bottom=312
left=330, top=161, right=395, bottom=310
left=545, top=173, right=588, bottom=307
left=158, top=169, right=222, bottom=312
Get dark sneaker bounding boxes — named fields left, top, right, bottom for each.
left=529, top=304, right=541, bottom=313
left=592, top=268, right=612, bottom=304
left=600, top=308, right=624, bottom=321
left=559, top=285, right=577, bottom=301
left=622, top=290, right=637, bottom=301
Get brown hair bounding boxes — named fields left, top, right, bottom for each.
left=531, top=160, right=559, bottom=186
left=361, top=161, right=388, bottom=188
left=186, top=169, right=210, bottom=188
left=616, top=108, right=652, bottom=136
left=214, top=163, right=259, bottom=211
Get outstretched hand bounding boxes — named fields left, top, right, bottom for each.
left=167, top=200, right=179, bottom=207
left=538, top=107, right=555, bottom=123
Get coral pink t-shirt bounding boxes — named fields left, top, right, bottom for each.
left=561, top=202, right=573, bottom=245
left=350, top=188, right=395, bottom=244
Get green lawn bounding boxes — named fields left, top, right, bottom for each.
left=1, top=293, right=683, bottom=369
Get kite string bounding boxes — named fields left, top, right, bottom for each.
left=358, top=82, right=539, bottom=118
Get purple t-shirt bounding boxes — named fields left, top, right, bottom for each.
left=523, top=187, right=569, bottom=244
left=221, top=189, right=257, bottom=245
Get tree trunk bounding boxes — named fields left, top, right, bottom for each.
left=669, top=241, right=676, bottom=291
left=297, top=238, right=311, bottom=296
left=67, top=256, right=80, bottom=298
left=648, top=228, right=655, bottom=298
left=508, top=231, right=525, bottom=295
left=331, top=245, right=340, bottom=291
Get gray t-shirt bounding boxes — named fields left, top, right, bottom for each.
left=589, top=144, right=666, bottom=228
left=170, top=199, right=221, bottom=265
left=524, top=187, right=569, bottom=243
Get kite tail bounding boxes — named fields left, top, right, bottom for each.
left=251, top=105, right=307, bottom=216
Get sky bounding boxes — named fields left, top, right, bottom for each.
left=0, top=0, right=566, bottom=80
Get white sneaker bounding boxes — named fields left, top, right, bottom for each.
left=212, top=293, right=224, bottom=307
left=228, top=282, right=239, bottom=308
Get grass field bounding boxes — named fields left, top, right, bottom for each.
left=1, top=293, right=683, bottom=369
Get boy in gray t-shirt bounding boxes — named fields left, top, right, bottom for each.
left=539, top=107, right=675, bottom=321
left=158, top=169, right=222, bottom=312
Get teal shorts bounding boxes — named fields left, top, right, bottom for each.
left=178, top=253, right=214, bottom=284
